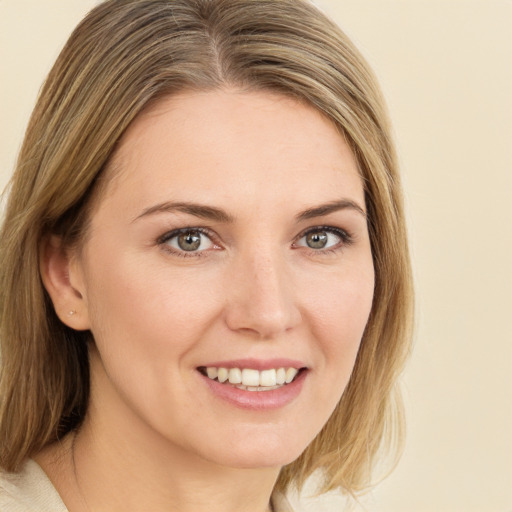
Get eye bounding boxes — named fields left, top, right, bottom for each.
left=294, top=226, right=351, bottom=251
left=159, top=228, right=217, bottom=254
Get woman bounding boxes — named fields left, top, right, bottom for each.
left=0, top=1, right=413, bottom=510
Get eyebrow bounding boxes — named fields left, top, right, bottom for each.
left=295, top=199, right=366, bottom=221
left=133, top=201, right=235, bottom=223
left=133, top=198, right=366, bottom=224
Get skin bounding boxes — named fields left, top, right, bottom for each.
left=39, top=89, right=375, bottom=512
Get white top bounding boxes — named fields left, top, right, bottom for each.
left=0, top=459, right=294, bottom=512
left=0, top=459, right=67, bottom=511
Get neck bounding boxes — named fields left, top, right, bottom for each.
left=71, top=419, right=279, bottom=512
left=37, top=350, right=280, bottom=512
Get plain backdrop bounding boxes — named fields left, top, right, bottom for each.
left=0, top=1, right=511, bottom=511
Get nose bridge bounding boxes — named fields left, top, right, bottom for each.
left=224, top=243, right=301, bottom=338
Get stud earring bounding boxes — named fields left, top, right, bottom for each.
left=68, top=310, right=77, bottom=316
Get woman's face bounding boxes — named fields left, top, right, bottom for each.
left=70, top=89, right=374, bottom=469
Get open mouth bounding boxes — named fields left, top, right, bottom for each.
left=197, top=366, right=306, bottom=392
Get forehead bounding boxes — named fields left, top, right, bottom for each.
left=98, top=88, right=364, bottom=218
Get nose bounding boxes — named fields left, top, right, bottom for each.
left=223, top=250, right=302, bottom=339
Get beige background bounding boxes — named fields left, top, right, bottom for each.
left=1, top=1, right=511, bottom=511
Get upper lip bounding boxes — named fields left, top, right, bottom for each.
left=197, top=358, right=307, bottom=371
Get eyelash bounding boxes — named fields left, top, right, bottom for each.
left=157, top=225, right=354, bottom=258
left=157, top=227, right=218, bottom=258
left=294, top=225, right=354, bottom=255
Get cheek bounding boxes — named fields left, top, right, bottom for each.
left=305, top=262, right=374, bottom=338
left=302, top=262, right=374, bottom=384
left=80, top=251, right=226, bottom=428
left=82, top=249, right=223, bottom=363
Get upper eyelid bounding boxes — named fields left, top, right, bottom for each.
left=157, top=226, right=217, bottom=244
left=157, top=227, right=220, bottom=258
left=295, top=225, right=352, bottom=240
left=293, top=226, right=355, bottom=253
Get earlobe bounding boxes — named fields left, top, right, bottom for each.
left=40, top=235, right=91, bottom=330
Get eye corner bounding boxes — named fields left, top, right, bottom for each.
left=293, top=225, right=354, bottom=252
left=157, top=227, right=222, bottom=258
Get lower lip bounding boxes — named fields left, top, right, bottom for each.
left=199, top=370, right=307, bottom=410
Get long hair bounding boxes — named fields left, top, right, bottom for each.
left=0, top=0, right=413, bottom=495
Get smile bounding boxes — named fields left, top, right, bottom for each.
left=198, top=366, right=303, bottom=392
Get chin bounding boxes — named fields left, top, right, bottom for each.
left=197, top=428, right=312, bottom=470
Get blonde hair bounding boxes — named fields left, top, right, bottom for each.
left=0, top=0, right=413, bottom=496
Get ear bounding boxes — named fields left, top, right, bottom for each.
left=40, top=235, right=91, bottom=331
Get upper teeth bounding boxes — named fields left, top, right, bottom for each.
left=205, top=367, right=299, bottom=386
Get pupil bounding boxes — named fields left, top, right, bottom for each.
left=178, top=231, right=201, bottom=251
left=307, top=231, right=327, bottom=249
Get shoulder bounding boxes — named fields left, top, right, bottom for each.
left=0, top=459, right=67, bottom=512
